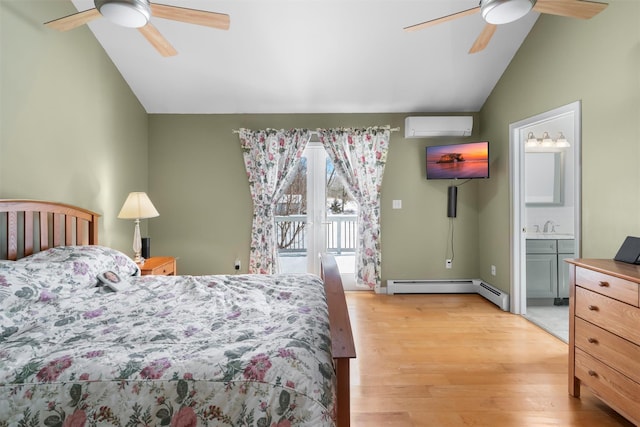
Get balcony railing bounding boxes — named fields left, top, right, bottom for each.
left=276, top=214, right=357, bottom=254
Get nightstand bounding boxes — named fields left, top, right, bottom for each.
left=140, top=256, right=176, bottom=276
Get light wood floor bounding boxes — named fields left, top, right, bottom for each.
left=346, top=292, right=633, bottom=427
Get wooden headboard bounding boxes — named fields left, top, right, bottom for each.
left=0, top=200, right=100, bottom=261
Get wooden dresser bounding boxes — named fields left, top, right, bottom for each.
left=567, top=259, right=640, bottom=425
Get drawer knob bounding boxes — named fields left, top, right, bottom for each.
left=588, top=370, right=598, bottom=378
left=588, top=305, right=598, bottom=311
left=598, top=281, right=609, bottom=287
left=587, top=337, right=598, bottom=344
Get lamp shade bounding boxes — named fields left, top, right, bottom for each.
left=118, top=192, right=159, bottom=219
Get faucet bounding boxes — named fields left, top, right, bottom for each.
left=543, top=220, right=556, bottom=233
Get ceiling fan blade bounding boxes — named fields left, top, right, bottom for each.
left=534, top=0, right=608, bottom=19
left=150, top=4, right=230, bottom=30
left=404, top=7, right=480, bottom=32
left=44, top=8, right=102, bottom=31
left=138, top=23, right=178, bottom=57
left=469, top=23, right=497, bottom=54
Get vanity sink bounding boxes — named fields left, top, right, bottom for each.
left=526, top=233, right=575, bottom=240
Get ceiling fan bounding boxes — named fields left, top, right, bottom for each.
left=44, top=0, right=230, bottom=57
left=404, top=0, right=607, bottom=54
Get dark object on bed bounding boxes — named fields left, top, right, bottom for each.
left=0, top=199, right=355, bottom=426
left=614, top=236, right=640, bottom=264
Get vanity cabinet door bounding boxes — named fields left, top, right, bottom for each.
left=558, top=253, right=573, bottom=298
left=557, top=240, right=575, bottom=298
left=527, top=253, right=558, bottom=298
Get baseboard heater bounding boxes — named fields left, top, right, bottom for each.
left=386, top=279, right=510, bottom=311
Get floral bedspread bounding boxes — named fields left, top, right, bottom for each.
left=0, top=246, right=336, bottom=426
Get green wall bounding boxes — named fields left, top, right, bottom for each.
left=8, top=1, right=635, bottom=292
left=0, top=0, right=148, bottom=252
left=1, top=1, right=484, bottom=281
left=148, top=114, right=483, bottom=279
left=478, top=0, right=640, bottom=292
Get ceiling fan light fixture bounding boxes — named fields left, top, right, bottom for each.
left=95, top=0, right=151, bottom=28
left=480, top=0, right=536, bottom=25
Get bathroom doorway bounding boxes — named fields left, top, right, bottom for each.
left=509, top=101, right=582, bottom=342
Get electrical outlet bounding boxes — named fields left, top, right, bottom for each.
left=234, top=258, right=241, bottom=271
left=446, top=259, right=452, bottom=269
left=491, top=265, right=496, bottom=276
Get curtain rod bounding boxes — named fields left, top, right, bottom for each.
left=233, top=127, right=400, bottom=134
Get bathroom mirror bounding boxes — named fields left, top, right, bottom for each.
left=525, top=152, right=564, bottom=206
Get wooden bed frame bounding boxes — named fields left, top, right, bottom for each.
left=0, top=199, right=356, bottom=427
left=321, top=253, right=357, bottom=427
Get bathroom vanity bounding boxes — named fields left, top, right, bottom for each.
left=526, top=235, right=575, bottom=301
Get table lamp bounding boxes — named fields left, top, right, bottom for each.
left=117, top=192, right=159, bottom=263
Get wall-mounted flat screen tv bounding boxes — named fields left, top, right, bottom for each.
left=426, top=141, right=490, bottom=180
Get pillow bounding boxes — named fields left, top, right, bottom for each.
left=15, top=245, right=140, bottom=288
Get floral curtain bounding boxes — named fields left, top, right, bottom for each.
left=238, top=128, right=310, bottom=274
left=317, top=127, right=390, bottom=288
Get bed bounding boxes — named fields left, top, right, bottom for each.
left=0, top=200, right=355, bottom=426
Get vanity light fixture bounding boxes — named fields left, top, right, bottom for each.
left=524, top=131, right=570, bottom=150
left=540, top=131, right=554, bottom=147
left=555, top=132, right=570, bottom=148
left=525, top=132, right=539, bottom=148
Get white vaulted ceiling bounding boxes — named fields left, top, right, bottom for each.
left=63, top=0, right=542, bottom=114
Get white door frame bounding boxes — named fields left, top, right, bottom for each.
left=509, top=101, right=582, bottom=314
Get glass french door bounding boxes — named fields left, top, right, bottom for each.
left=305, top=142, right=329, bottom=275
left=276, top=140, right=356, bottom=283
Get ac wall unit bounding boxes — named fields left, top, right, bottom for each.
left=404, top=116, right=473, bottom=138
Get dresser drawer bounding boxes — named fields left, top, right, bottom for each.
left=575, top=286, right=640, bottom=344
left=576, top=266, right=639, bottom=306
left=140, top=257, right=176, bottom=276
left=575, top=348, right=640, bottom=425
left=575, top=317, right=640, bottom=384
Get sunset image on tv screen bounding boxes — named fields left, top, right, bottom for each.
left=426, top=142, right=489, bottom=179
